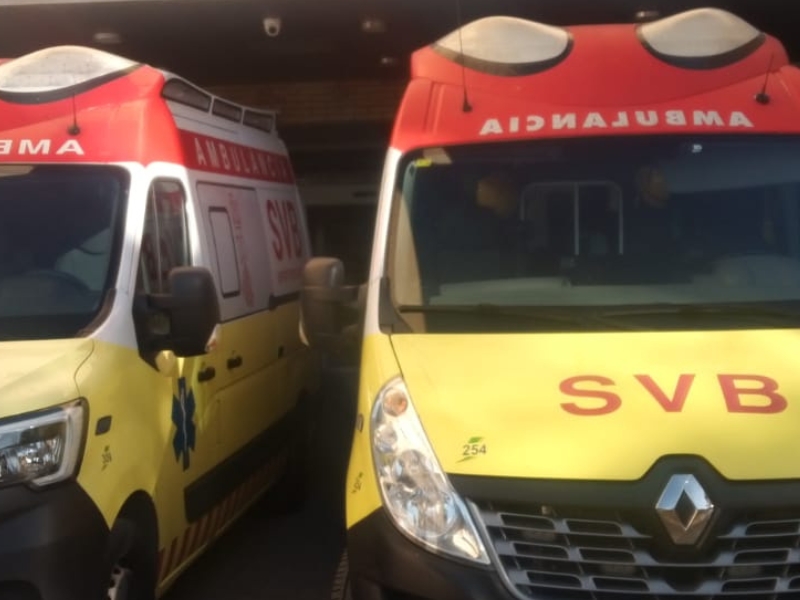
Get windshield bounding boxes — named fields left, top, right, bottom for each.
left=0, top=165, right=128, bottom=340
left=388, top=136, right=800, bottom=332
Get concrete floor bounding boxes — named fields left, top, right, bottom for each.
left=165, top=369, right=357, bottom=599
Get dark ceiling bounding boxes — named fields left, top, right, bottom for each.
left=0, top=0, right=795, bottom=87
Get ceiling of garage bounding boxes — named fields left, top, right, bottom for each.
left=0, top=0, right=794, bottom=87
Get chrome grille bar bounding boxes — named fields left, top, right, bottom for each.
left=474, top=504, right=800, bottom=599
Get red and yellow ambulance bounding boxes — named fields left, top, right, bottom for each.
left=0, top=45, right=315, bottom=599
left=303, top=7, right=800, bottom=599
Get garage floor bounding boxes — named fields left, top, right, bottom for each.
left=165, top=369, right=357, bottom=599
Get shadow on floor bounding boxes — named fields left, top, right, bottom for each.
left=165, top=368, right=358, bottom=600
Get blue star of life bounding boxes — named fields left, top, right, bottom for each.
left=172, top=377, right=196, bottom=470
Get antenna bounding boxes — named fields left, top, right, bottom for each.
left=755, top=53, right=775, bottom=105
left=455, top=0, right=472, bottom=112
left=67, top=94, right=81, bottom=135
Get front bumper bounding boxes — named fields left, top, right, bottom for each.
left=347, top=508, right=513, bottom=600
left=0, top=481, right=109, bottom=600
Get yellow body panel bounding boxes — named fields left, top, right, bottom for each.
left=391, top=330, right=800, bottom=481
left=74, top=340, right=220, bottom=552
left=0, top=340, right=92, bottom=417
left=0, top=301, right=316, bottom=597
left=345, top=334, right=401, bottom=528
left=349, top=328, right=800, bottom=526
left=217, top=302, right=311, bottom=458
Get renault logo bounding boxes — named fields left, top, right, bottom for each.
left=655, top=474, right=715, bottom=545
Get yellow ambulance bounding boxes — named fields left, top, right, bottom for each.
left=0, top=45, right=316, bottom=599
left=303, top=8, right=800, bottom=600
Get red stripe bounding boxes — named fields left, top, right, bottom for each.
left=230, top=485, right=242, bottom=516
left=217, top=496, right=233, bottom=530
left=157, top=549, right=166, bottom=582
left=236, top=482, right=248, bottom=512
left=159, top=537, right=179, bottom=583
left=179, top=130, right=294, bottom=184
left=255, top=461, right=269, bottom=490
left=224, top=490, right=238, bottom=523
left=245, top=472, right=258, bottom=501
left=208, top=503, right=224, bottom=539
left=192, top=513, right=212, bottom=555
left=178, top=523, right=197, bottom=565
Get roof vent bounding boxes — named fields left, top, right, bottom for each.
left=432, top=16, right=572, bottom=76
left=637, top=8, right=765, bottom=69
left=0, top=45, right=138, bottom=102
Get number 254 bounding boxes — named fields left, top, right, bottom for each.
left=462, top=443, right=487, bottom=457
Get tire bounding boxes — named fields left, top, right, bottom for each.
left=106, top=516, right=157, bottom=600
left=331, top=550, right=353, bottom=600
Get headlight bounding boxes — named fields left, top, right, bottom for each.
left=371, top=377, right=489, bottom=564
left=0, top=400, right=86, bottom=487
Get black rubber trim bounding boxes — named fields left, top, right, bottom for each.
left=431, top=34, right=573, bottom=77
left=0, top=481, right=109, bottom=600
left=0, top=64, right=142, bottom=104
left=637, top=29, right=767, bottom=69
left=347, top=508, right=512, bottom=600
left=450, top=455, right=800, bottom=510
left=268, top=291, right=300, bottom=310
left=183, top=404, right=299, bottom=522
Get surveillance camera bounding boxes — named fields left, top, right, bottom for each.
left=263, top=17, right=282, bottom=37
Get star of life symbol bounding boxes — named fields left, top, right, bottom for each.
left=171, top=377, right=196, bottom=470
left=656, top=474, right=715, bottom=545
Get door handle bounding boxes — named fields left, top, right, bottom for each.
left=198, top=366, right=216, bottom=382
left=227, top=355, right=243, bottom=370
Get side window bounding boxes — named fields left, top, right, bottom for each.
left=207, top=207, right=240, bottom=298
left=137, top=179, right=190, bottom=293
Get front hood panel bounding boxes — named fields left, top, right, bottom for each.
left=0, top=339, right=92, bottom=417
left=391, top=330, right=800, bottom=481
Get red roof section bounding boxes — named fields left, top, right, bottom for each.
left=0, top=64, right=182, bottom=165
left=392, top=17, right=800, bottom=151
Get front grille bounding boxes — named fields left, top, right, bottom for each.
left=474, top=502, right=800, bottom=599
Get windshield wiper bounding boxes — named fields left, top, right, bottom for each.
left=599, top=303, right=800, bottom=323
left=397, top=304, right=636, bottom=330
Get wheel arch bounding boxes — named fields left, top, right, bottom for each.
left=107, top=490, right=160, bottom=599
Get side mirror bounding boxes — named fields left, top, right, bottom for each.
left=300, top=257, right=361, bottom=357
left=134, top=266, right=220, bottom=359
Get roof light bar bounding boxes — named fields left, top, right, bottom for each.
left=243, top=109, right=276, bottom=134
left=432, top=16, right=572, bottom=76
left=161, top=78, right=212, bottom=111
left=0, top=45, right=138, bottom=95
left=638, top=8, right=765, bottom=69
left=212, top=98, right=243, bottom=123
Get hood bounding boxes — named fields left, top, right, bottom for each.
left=391, top=329, right=800, bottom=481
left=0, top=339, right=93, bottom=416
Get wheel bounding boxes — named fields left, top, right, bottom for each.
left=106, top=516, right=157, bottom=600
left=331, top=550, right=353, bottom=600
left=107, top=564, right=133, bottom=600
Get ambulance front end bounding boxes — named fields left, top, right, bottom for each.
left=302, top=9, right=800, bottom=600
left=0, top=159, right=129, bottom=599
left=0, top=48, right=220, bottom=599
